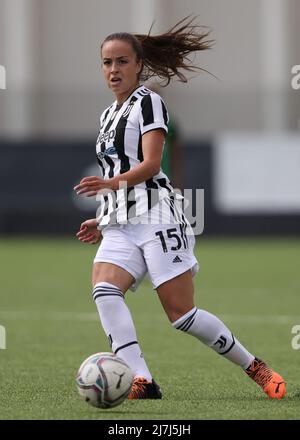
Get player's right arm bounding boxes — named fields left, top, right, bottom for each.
left=76, top=218, right=102, bottom=244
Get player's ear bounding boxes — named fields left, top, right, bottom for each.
left=136, top=59, right=143, bottom=75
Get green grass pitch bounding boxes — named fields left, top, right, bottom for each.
left=0, top=236, right=299, bottom=420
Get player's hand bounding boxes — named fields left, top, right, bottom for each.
left=74, top=176, right=116, bottom=197
left=76, top=219, right=102, bottom=244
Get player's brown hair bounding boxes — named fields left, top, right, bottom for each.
left=101, top=16, right=214, bottom=85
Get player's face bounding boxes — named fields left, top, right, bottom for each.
left=101, top=40, right=142, bottom=104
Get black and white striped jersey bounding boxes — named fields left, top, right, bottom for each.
left=95, top=85, right=174, bottom=226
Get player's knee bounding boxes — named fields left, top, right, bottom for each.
left=92, top=273, right=114, bottom=288
left=92, top=263, right=134, bottom=292
left=92, top=265, right=119, bottom=289
left=92, top=263, right=110, bottom=287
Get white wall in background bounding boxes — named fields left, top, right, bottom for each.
left=214, top=134, right=300, bottom=213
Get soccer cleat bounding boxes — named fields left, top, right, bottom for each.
left=245, top=357, right=286, bottom=399
left=127, top=377, right=162, bottom=400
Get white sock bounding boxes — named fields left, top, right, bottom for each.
left=172, top=307, right=254, bottom=369
left=93, top=282, right=152, bottom=380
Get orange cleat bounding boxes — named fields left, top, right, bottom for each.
left=245, top=357, right=286, bottom=399
left=128, top=377, right=162, bottom=400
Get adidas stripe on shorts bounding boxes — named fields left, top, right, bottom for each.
left=94, top=195, right=199, bottom=291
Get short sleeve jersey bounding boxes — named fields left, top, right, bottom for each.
left=95, top=85, right=174, bottom=226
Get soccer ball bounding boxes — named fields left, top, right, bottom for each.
left=76, top=352, right=134, bottom=409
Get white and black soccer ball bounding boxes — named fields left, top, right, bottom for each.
left=76, top=352, right=134, bottom=409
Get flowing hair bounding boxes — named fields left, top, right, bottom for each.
left=101, top=16, right=214, bottom=85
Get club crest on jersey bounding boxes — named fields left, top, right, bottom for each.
left=97, top=146, right=117, bottom=159
left=122, top=103, right=134, bottom=118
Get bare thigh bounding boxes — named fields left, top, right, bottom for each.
left=92, top=262, right=135, bottom=294
left=156, top=269, right=195, bottom=323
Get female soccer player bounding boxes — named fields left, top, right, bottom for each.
left=74, top=17, right=286, bottom=400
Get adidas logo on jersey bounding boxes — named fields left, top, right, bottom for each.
left=172, top=256, right=182, bottom=263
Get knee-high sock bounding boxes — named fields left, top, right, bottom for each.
left=172, top=307, right=254, bottom=369
left=93, top=282, right=152, bottom=380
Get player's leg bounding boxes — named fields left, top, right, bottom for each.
left=92, top=226, right=161, bottom=399
left=156, top=269, right=255, bottom=368
left=92, top=261, right=134, bottom=291
left=156, top=269, right=286, bottom=399
left=143, top=197, right=286, bottom=399
left=93, top=262, right=154, bottom=381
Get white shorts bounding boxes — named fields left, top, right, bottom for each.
left=94, top=196, right=199, bottom=291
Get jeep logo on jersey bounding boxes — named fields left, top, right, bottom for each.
left=99, top=129, right=116, bottom=144
left=97, top=146, right=117, bottom=159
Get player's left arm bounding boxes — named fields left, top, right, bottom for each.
left=113, top=128, right=165, bottom=187
left=74, top=129, right=165, bottom=196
